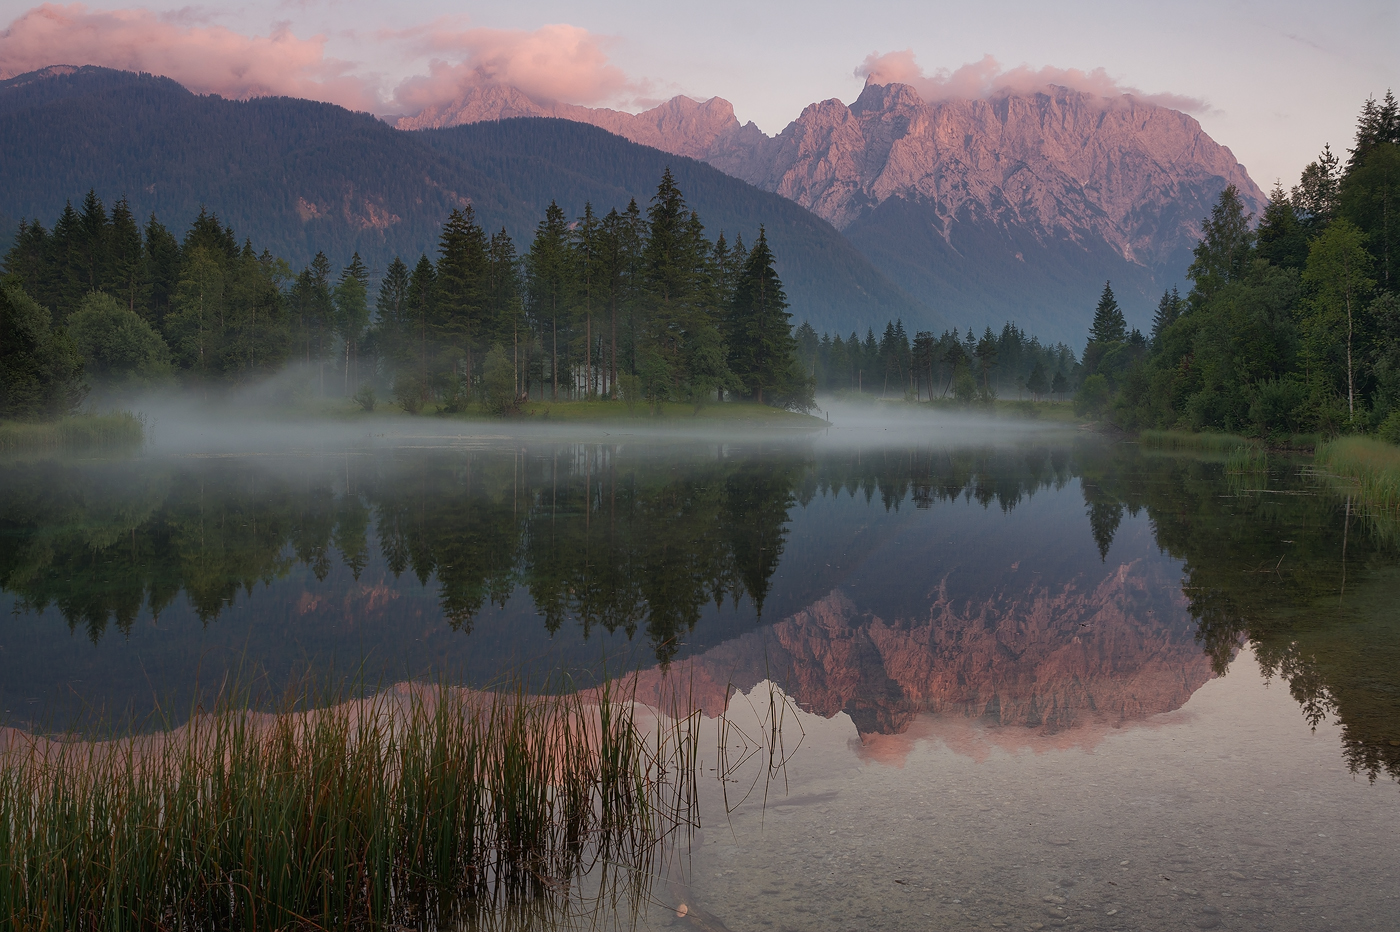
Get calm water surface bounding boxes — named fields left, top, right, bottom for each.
left=2, top=417, right=1397, bottom=930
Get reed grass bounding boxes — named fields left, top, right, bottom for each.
left=0, top=679, right=698, bottom=931
left=1224, top=444, right=1269, bottom=475
left=0, top=412, right=145, bottom=453
left=1316, top=436, right=1400, bottom=518
left=1139, top=429, right=1256, bottom=453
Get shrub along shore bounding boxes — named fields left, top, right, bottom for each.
left=0, top=680, right=700, bottom=931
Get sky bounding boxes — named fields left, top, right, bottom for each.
left=1, top=0, right=1395, bottom=190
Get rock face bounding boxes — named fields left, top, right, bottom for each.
left=403, top=81, right=1265, bottom=342
left=625, top=558, right=1213, bottom=748
left=398, top=84, right=767, bottom=161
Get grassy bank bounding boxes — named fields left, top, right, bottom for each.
left=0, top=412, right=144, bottom=453
left=1316, top=436, right=1400, bottom=517
left=1138, top=429, right=1258, bottom=453
left=0, top=681, right=697, bottom=931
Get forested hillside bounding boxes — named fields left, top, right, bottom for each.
left=0, top=66, right=927, bottom=333
left=1076, top=92, right=1400, bottom=439
left=2, top=171, right=813, bottom=417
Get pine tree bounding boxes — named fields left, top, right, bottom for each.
left=334, top=253, right=369, bottom=393
left=1150, top=285, right=1184, bottom=344
left=435, top=206, right=489, bottom=388
left=526, top=202, right=571, bottom=400
left=1293, top=145, right=1341, bottom=234
left=1027, top=359, right=1048, bottom=400
left=1349, top=90, right=1400, bottom=170
left=1257, top=184, right=1309, bottom=270
left=727, top=227, right=802, bottom=406
left=108, top=197, right=146, bottom=316
left=1089, top=281, right=1128, bottom=344
left=573, top=203, right=601, bottom=397
left=144, top=214, right=181, bottom=331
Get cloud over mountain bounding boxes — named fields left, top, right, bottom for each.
left=857, top=51, right=1210, bottom=114
left=387, top=21, right=632, bottom=114
left=0, top=3, right=379, bottom=110
left=0, top=4, right=635, bottom=116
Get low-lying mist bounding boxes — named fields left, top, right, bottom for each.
left=83, top=364, right=1084, bottom=457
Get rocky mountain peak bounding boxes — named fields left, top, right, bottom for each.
left=396, top=79, right=1266, bottom=341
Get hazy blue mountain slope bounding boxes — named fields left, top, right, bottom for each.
left=0, top=67, right=930, bottom=334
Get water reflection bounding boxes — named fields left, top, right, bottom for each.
left=1, top=437, right=1397, bottom=785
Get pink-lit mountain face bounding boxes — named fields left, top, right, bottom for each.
left=403, top=82, right=1265, bottom=342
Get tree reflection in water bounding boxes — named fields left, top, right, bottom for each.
left=1, top=438, right=1396, bottom=781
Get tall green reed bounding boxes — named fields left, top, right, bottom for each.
left=0, top=677, right=698, bottom=931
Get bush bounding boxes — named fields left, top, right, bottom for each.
left=1379, top=411, right=1400, bottom=444
left=1248, top=377, right=1307, bottom=437
left=1, top=284, right=86, bottom=419
left=1074, top=374, right=1111, bottom=418
left=352, top=383, right=376, bottom=412
left=67, top=292, right=171, bottom=389
left=482, top=344, right=517, bottom=416
left=393, top=375, right=427, bottom=414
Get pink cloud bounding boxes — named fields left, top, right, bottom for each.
left=856, top=51, right=1209, bottom=113
left=0, top=3, right=380, bottom=111
left=389, top=21, right=630, bottom=114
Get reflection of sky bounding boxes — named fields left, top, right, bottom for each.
left=677, top=652, right=1400, bottom=932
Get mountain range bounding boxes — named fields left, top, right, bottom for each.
left=1, top=64, right=1266, bottom=344
left=0, top=66, right=922, bottom=334
left=404, top=81, right=1267, bottom=342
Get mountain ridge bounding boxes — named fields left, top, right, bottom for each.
left=0, top=66, right=926, bottom=333
left=409, top=80, right=1267, bottom=342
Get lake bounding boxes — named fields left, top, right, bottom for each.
left=1, top=412, right=1397, bottom=930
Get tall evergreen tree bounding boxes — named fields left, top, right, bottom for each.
left=526, top=202, right=570, bottom=400
left=108, top=197, right=146, bottom=316
left=1257, top=184, right=1309, bottom=270
left=434, top=206, right=489, bottom=387
left=334, top=253, right=369, bottom=393
left=1089, top=281, right=1128, bottom=344
left=727, top=228, right=804, bottom=406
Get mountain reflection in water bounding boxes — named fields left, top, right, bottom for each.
left=0, top=435, right=1397, bottom=784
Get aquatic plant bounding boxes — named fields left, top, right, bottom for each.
left=0, top=679, right=698, bottom=931
left=1224, top=444, right=1269, bottom=475
left=1315, top=436, right=1400, bottom=518
left=1138, top=429, right=1256, bottom=453
left=0, top=412, right=144, bottom=453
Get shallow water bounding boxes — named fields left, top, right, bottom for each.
left=1, top=418, right=1397, bottom=929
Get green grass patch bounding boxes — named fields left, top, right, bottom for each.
left=0, top=412, right=144, bottom=453
left=0, top=679, right=698, bottom=929
left=1316, top=436, right=1400, bottom=518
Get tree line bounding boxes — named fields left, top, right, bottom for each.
left=793, top=319, right=1078, bottom=402
left=1076, top=90, right=1400, bottom=439
left=0, top=170, right=815, bottom=418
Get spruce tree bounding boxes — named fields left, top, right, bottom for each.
left=1257, top=184, right=1309, bottom=270
left=1089, top=281, right=1127, bottom=344
left=526, top=202, right=570, bottom=400
left=435, top=206, right=489, bottom=387
left=1150, top=285, right=1184, bottom=344
left=727, top=227, right=803, bottom=406
left=334, top=253, right=369, bottom=393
